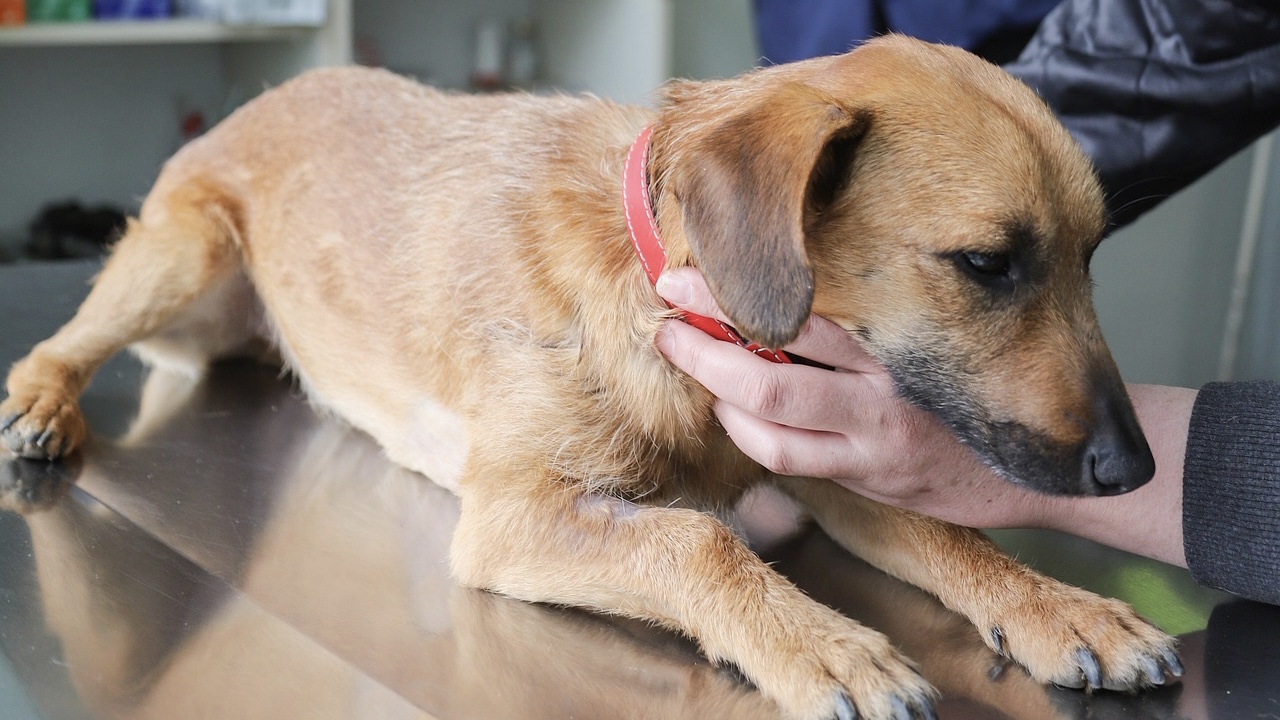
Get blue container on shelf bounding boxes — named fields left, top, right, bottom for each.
left=93, top=0, right=170, bottom=18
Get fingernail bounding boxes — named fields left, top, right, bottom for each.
left=655, top=272, right=691, bottom=305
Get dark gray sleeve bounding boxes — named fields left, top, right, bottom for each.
left=1003, top=0, right=1280, bottom=229
left=1183, top=381, right=1280, bottom=605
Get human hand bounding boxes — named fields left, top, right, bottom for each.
left=653, top=266, right=1056, bottom=529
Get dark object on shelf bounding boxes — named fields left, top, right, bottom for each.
left=27, top=201, right=127, bottom=261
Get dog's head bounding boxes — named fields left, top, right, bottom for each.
left=651, top=35, right=1154, bottom=496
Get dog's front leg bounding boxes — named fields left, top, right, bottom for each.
left=777, top=476, right=1182, bottom=692
left=449, top=462, right=935, bottom=720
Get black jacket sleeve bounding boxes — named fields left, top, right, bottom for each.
left=1004, top=0, right=1280, bottom=228
left=1184, top=382, right=1280, bottom=605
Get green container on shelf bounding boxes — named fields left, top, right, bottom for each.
left=27, top=0, right=91, bottom=21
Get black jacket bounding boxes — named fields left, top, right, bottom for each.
left=1004, top=0, right=1280, bottom=228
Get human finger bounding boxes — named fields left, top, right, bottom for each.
left=656, top=318, right=875, bottom=433
left=656, top=267, right=880, bottom=373
left=712, top=399, right=867, bottom=480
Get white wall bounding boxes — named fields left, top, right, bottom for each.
left=1092, top=148, right=1261, bottom=387
left=537, top=0, right=669, bottom=104
left=352, top=0, right=533, bottom=87
left=1235, top=137, right=1280, bottom=381
left=352, top=0, right=670, bottom=103
left=0, top=45, right=227, bottom=244
left=670, top=0, right=757, bottom=80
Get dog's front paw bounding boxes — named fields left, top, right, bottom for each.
left=0, top=387, right=86, bottom=460
left=753, top=608, right=937, bottom=720
left=986, top=580, right=1181, bottom=692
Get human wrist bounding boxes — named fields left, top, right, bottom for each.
left=1008, top=482, right=1078, bottom=533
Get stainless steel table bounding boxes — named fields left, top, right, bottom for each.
left=0, top=259, right=1276, bottom=720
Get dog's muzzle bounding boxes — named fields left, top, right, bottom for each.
left=888, top=356, right=1158, bottom=496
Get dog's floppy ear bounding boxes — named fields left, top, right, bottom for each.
left=662, top=81, right=869, bottom=348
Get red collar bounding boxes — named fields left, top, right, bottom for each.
left=623, top=125, right=790, bottom=364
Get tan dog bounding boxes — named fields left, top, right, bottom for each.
left=1, top=35, right=1179, bottom=720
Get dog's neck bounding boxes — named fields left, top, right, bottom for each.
left=622, top=125, right=790, bottom=364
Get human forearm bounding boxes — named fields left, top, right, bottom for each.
left=1033, top=384, right=1194, bottom=568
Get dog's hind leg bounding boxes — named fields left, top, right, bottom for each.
left=449, top=456, right=937, bottom=720
left=776, top=476, right=1182, bottom=693
left=1, top=181, right=244, bottom=459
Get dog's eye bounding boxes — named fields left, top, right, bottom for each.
left=953, top=251, right=1014, bottom=287
left=961, top=251, right=1009, bottom=275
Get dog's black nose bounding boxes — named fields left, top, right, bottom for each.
left=1081, top=394, right=1155, bottom=496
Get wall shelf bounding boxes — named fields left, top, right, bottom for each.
left=0, top=20, right=318, bottom=46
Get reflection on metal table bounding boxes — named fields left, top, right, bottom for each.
left=0, top=259, right=1276, bottom=720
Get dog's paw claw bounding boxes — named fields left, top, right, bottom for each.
left=1161, top=648, right=1184, bottom=678
left=882, top=692, right=935, bottom=720
left=989, top=626, right=1006, bottom=656
left=832, top=690, right=858, bottom=720
left=1139, top=655, right=1166, bottom=685
left=0, top=393, right=85, bottom=460
left=833, top=691, right=935, bottom=720
left=1073, top=647, right=1102, bottom=690
left=1131, top=647, right=1184, bottom=688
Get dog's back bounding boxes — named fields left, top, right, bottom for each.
left=138, top=68, right=733, bottom=498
